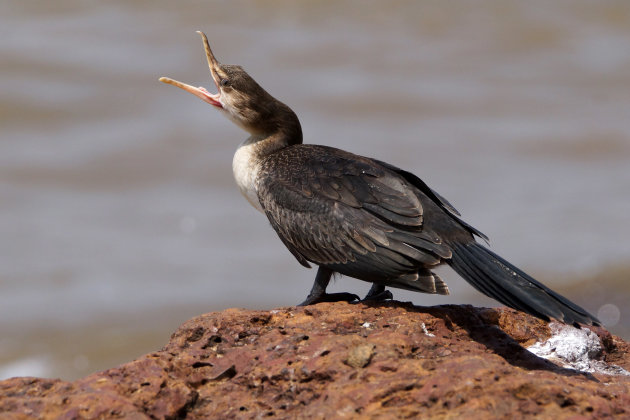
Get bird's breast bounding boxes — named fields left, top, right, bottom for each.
left=232, top=139, right=265, bottom=213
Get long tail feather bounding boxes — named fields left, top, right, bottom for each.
left=447, top=242, right=600, bottom=327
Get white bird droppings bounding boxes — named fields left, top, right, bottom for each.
left=421, top=322, right=435, bottom=337
left=527, top=322, right=630, bottom=376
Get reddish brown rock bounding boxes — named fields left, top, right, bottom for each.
left=1, top=302, right=629, bottom=419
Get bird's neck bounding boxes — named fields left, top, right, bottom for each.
left=260, top=100, right=303, bottom=148
left=232, top=101, right=302, bottom=212
left=242, top=99, right=303, bottom=157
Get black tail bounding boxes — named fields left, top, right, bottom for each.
left=448, top=242, right=600, bottom=327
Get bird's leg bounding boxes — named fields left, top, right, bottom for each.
left=298, top=266, right=360, bottom=306
left=361, top=283, right=394, bottom=302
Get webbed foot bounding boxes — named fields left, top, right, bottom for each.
left=360, top=283, right=393, bottom=302
left=298, top=292, right=360, bottom=306
left=298, top=266, right=360, bottom=306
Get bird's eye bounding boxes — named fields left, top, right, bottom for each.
left=220, top=79, right=230, bottom=87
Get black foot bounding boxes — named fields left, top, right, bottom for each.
left=361, top=290, right=393, bottom=302
left=298, top=266, right=360, bottom=306
left=298, top=292, right=361, bottom=306
left=359, top=283, right=394, bottom=302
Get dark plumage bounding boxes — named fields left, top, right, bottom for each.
left=257, top=145, right=455, bottom=292
left=160, top=32, right=600, bottom=327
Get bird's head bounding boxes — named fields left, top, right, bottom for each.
left=160, top=31, right=297, bottom=138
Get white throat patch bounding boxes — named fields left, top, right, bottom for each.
left=232, top=138, right=264, bottom=213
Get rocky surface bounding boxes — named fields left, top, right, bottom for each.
left=1, top=301, right=629, bottom=419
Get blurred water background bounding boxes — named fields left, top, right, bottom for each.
left=1, top=0, right=629, bottom=380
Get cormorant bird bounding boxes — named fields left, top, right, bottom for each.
left=160, top=32, right=600, bottom=327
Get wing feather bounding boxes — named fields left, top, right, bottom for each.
left=256, top=145, right=450, bottom=279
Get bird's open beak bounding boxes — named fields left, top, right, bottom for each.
left=159, top=31, right=223, bottom=109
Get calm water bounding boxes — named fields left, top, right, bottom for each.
left=1, top=0, right=629, bottom=380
